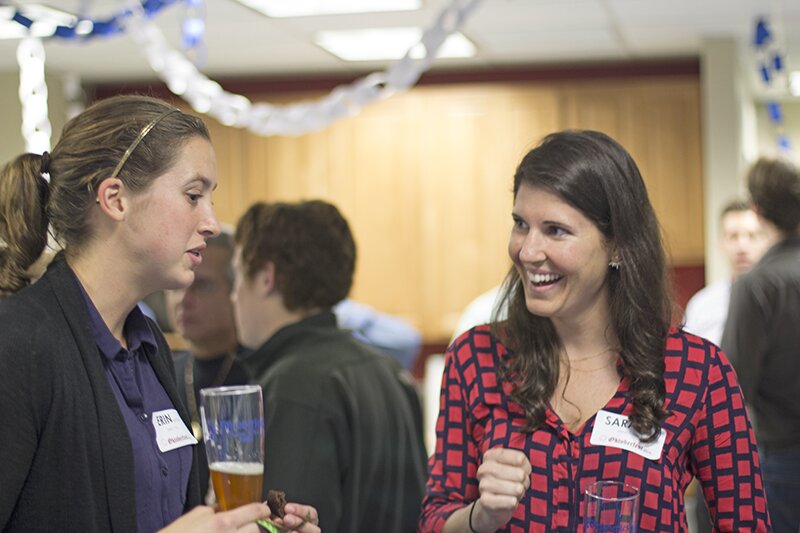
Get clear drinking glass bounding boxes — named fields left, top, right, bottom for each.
left=583, top=480, right=640, bottom=533
left=200, top=385, right=265, bottom=511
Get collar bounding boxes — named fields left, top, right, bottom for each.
left=71, top=270, right=157, bottom=362
left=242, top=310, right=337, bottom=375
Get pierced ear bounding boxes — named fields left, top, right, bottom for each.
left=95, top=178, right=126, bottom=221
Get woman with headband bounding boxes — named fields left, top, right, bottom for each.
left=0, top=95, right=319, bottom=533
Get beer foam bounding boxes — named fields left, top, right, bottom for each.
left=209, top=461, right=264, bottom=475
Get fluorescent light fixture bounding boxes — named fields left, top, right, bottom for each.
left=0, top=4, right=78, bottom=39
left=236, top=0, right=420, bottom=18
left=790, top=71, right=800, bottom=97
left=315, top=27, right=476, bottom=61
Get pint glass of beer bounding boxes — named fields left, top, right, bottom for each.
left=200, top=385, right=264, bottom=511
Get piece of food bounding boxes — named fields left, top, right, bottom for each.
left=266, top=489, right=287, bottom=519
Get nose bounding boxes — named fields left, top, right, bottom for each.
left=200, top=205, right=221, bottom=238
left=518, top=231, right=546, bottom=263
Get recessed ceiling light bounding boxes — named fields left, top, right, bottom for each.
left=236, top=0, right=421, bottom=18
left=315, top=27, right=475, bottom=62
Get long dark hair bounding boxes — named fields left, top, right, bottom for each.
left=493, top=130, right=672, bottom=441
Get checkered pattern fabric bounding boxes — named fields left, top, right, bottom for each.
left=418, top=326, right=770, bottom=532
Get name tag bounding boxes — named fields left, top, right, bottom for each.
left=590, top=410, right=666, bottom=461
left=152, top=408, right=198, bottom=453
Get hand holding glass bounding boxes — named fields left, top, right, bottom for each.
left=583, top=481, right=639, bottom=533
left=200, top=385, right=264, bottom=511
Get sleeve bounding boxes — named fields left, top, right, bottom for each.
left=719, top=277, right=770, bottom=403
left=0, top=311, right=51, bottom=528
left=689, top=346, right=770, bottom=532
left=418, top=340, right=480, bottom=533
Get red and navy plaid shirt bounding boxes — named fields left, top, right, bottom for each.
left=418, top=326, right=770, bottom=532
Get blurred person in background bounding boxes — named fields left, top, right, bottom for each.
left=232, top=200, right=427, bottom=533
left=167, top=230, right=249, bottom=500
left=722, top=157, right=800, bottom=533
left=683, top=199, right=772, bottom=346
left=682, top=199, right=772, bottom=533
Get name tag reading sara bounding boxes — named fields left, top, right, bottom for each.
left=152, top=408, right=198, bottom=453
left=590, top=410, right=666, bottom=461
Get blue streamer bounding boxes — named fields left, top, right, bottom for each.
left=754, top=18, right=772, bottom=48
left=7, top=0, right=179, bottom=41
left=760, top=63, right=771, bottom=83
left=772, top=53, right=783, bottom=72
left=767, top=101, right=783, bottom=124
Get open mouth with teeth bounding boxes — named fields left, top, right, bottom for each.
left=528, top=272, right=563, bottom=286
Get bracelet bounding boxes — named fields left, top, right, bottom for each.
left=468, top=500, right=479, bottom=533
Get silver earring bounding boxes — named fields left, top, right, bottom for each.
left=609, top=261, right=621, bottom=270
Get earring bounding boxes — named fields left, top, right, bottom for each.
left=609, top=261, right=621, bottom=270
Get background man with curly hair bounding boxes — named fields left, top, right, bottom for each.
left=232, top=200, right=426, bottom=533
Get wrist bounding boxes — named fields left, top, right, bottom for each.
left=467, top=500, right=490, bottom=533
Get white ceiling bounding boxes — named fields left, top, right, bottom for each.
left=1, top=0, right=799, bottom=93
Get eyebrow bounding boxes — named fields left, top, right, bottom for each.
left=187, top=176, right=217, bottom=191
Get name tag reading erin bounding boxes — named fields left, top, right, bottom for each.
left=152, top=409, right=198, bottom=453
left=590, top=410, right=666, bottom=461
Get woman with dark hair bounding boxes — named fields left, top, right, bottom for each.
left=419, top=130, right=770, bottom=532
left=722, top=157, right=800, bottom=532
left=0, top=95, right=319, bottom=533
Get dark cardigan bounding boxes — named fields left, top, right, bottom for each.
left=0, top=255, right=200, bottom=532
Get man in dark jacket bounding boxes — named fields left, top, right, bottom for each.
left=231, top=200, right=427, bottom=533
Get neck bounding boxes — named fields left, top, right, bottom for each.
left=67, top=250, right=142, bottom=344
left=246, top=297, right=316, bottom=350
left=553, top=317, right=618, bottom=363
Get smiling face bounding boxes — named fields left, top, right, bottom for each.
left=124, top=136, right=220, bottom=292
left=508, top=183, right=614, bottom=330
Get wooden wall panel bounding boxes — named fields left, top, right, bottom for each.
left=560, top=78, right=704, bottom=265
left=198, top=77, right=702, bottom=342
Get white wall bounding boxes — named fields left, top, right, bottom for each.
left=700, top=37, right=760, bottom=285
left=755, top=100, right=800, bottom=157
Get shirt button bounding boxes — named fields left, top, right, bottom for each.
left=161, top=466, right=169, bottom=477
left=139, top=413, right=148, bottom=422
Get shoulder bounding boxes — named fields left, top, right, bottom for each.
left=0, top=278, right=65, bottom=350
left=663, top=329, right=734, bottom=395
left=447, top=325, right=506, bottom=378
left=665, top=328, right=720, bottom=367
left=257, top=328, right=383, bottom=384
left=686, top=280, right=729, bottom=307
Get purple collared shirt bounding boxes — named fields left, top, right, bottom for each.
left=77, top=281, right=192, bottom=533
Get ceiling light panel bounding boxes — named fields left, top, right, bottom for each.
left=315, top=27, right=475, bottom=61
left=236, top=0, right=421, bottom=18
